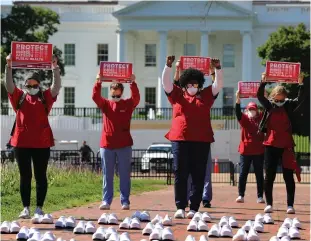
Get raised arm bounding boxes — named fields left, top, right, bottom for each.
left=210, top=58, right=224, bottom=96
left=4, top=54, right=15, bottom=94
left=257, top=73, right=273, bottom=111
left=128, top=74, right=140, bottom=108
left=92, top=75, right=109, bottom=112
left=50, top=56, right=62, bottom=98
left=235, top=90, right=242, bottom=121
left=162, top=56, right=175, bottom=94
left=287, top=74, right=305, bottom=109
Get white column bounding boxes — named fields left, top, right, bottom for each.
left=241, top=31, right=252, bottom=81
left=157, top=31, right=168, bottom=109
left=116, top=29, right=126, bottom=62
left=200, top=31, right=209, bottom=57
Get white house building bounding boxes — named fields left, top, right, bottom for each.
left=6, top=1, right=311, bottom=109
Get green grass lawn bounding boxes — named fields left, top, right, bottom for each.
left=1, top=163, right=166, bottom=221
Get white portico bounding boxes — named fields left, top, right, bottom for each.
left=113, top=1, right=255, bottom=108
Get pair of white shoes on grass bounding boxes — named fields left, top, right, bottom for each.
left=264, top=205, right=295, bottom=214
left=208, top=223, right=233, bottom=237
left=55, top=216, right=76, bottom=229
left=17, top=229, right=56, bottom=241
left=185, top=234, right=208, bottom=241
left=132, top=211, right=151, bottom=222
left=151, top=214, right=173, bottom=226
left=187, top=220, right=209, bottom=232
left=92, top=227, right=131, bottom=241
left=119, top=217, right=141, bottom=230
left=254, top=213, right=274, bottom=224
left=144, top=223, right=175, bottom=240
left=1, top=221, right=20, bottom=234
left=32, top=214, right=54, bottom=224
left=73, top=220, right=96, bottom=234
left=19, top=207, right=44, bottom=219
left=219, top=216, right=239, bottom=228
left=98, top=213, right=119, bottom=225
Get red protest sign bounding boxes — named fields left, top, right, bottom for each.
left=180, top=56, right=211, bottom=75
left=11, top=42, right=53, bottom=70
left=265, top=61, right=300, bottom=83
left=100, top=62, right=133, bottom=83
left=238, top=81, right=260, bottom=98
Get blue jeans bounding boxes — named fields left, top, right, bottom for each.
left=187, top=150, right=213, bottom=202
left=100, top=146, right=132, bottom=205
left=238, top=154, right=264, bottom=198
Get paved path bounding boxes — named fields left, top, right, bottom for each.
left=2, top=184, right=310, bottom=241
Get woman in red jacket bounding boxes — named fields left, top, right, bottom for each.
left=235, top=91, right=265, bottom=204
left=92, top=74, right=140, bottom=211
left=257, top=73, right=304, bottom=214
left=4, top=54, right=61, bottom=219
left=162, top=56, right=223, bottom=219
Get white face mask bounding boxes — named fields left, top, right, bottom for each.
left=273, top=101, right=285, bottom=107
left=187, top=87, right=198, bottom=96
left=26, top=88, right=39, bottom=96
left=111, top=97, right=121, bottom=102
left=247, top=110, right=257, bottom=118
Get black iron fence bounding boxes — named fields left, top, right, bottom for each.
left=2, top=149, right=310, bottom=185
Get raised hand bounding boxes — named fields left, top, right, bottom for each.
left=175, top=60, right=180, bottom=70
left=236, top=90, right=240, bottom=104
left=52, top=55, right=58, bottom=68
left=166, top=55, right=175, bottom=68
left=130, top=74, right=136, bottom=83
left=261, top=72, right=267, bottom=82
left=298, top=73, right=304, bottom=85
left=6, top=54, right=12, bottom=68
left=210, top=58, right=221, bottom=69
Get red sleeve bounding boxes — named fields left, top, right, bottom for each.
left=167, top=84, right=183, bottom=105
left=8, top=87, right=24, bottom=112
left=201, top=86, right=215, bottom=108
left=126, top=82, right=140, bottom=108
left=92, top=81, right=109, bottom=112
left=239, top=113, right=249, bottom=127
left=43, top=89, right=57, bottom=113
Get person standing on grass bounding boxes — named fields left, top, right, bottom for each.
left=257, top=72, right=304, bottom=214
left=79, top=141, right=93, bottom=163
left=173, top=60, right=219, bottom=209
left=235, top=90, right=265, bottom=204
left=92, top=73, right=140, bottom=210
left=162, top=55, right=223, bottom=219
left=4, top=54, right=61, bottom=219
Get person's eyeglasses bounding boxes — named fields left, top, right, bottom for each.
left=111, top=95, right=121, bottom=99
left=274, top=99, right=285, bottom=103
left=186, top=83, right=199, bottom=88
left=25, top=85, right=39, bottom=89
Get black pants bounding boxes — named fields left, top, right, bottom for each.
left=238, top=154, right=264, bottom=198
left=172, top=141, right=210, bottom=211
left=264, top=146, right=295, bottom=207
left=14, top=148, right=50, bottom=207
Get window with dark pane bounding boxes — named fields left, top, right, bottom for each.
left=145, top=44, right=156, bottom=67
left=64, top=44, right=75, bottom=66
left=64, top=87, right=75, bottom=116
left=145, top=87, right=156, bottom=108
left=97, top=44, right=109, bottom=65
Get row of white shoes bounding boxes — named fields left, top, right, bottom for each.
left=189, top=212, right=212, bottom=223
left=54, top=216, right=76, bottom=229
left=141, top=222, right=175, bottom=240
left=218, top=216, right=239, bottom=228
left=254, top=213, right=274, bottom=224
left=119, top=217, right=141, bottom=230
left=280, top=217, right=302, bottom=229
left=275, top=217, right=302, bottom=240
left=185, top=234, right=208, bottom=241
left=73, top=221, right=96, bottom=234
left=1, top=221, right=20, bottom=234
left=233, top=228, right=260, bottom=241
left=32, top=214, right=54, bottom=224
left=187, top=220, right=209, bottom=232
left=98, top=213, right=119, bottom=225
left=242, top=220, right=264, bottom=233
left=174, top=210, right=212, bottom=221
left=150, top=214, right=173, bottom=226
left=132, top=211, right=151, bottom=222
left=208, top=224, right=234, bottom=237
left=16, top=228, right=56, bottom=241
left=92, top=227, right=132, bottom=241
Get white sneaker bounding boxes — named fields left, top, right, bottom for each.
left=119, top=217, right=131, bottom=229
left=185, top=235, right=196, bottom=241
left=0, top=221, right=11, bottom=234
left=16, top=226, right=29, bottom=240
left=220, top=224, right=233, bottom=237
left=28, top=227, right=40, bottom=239
left=198, top=220, right=209, bottom=232
left=31, top=213, right=42, bottom=224
left=55, top=216, right=66, bottom=229
left=41, top=214, right=53, bottom=224
left=283, top=218, right=293, bottom=228
left=108, top=232, right=120, bottom=241
left=149, top=227, right=162, bottom=240
left=269, top=236, right=279, bottom=241
left=174, top=209, right=185, bottom=219
left=208, top=224, right=220, bottom=237
left=99, top=202, right=110, bottom=210
left=108, top=213, right=119, bottom=225
left=98, top=213, right=109, bottom=224
left=131, top=211, right=141, bottom=219
left=257, top=197, right=265, bottom=203
left=264, top=205, right=273, bottom=213
left=130, top=217, right=141, bottom=230
left=247, top=228, right=259, bottom=241
left=28, top=231, right=41, bottom=241
left=142, top=222, right=154, bottom=235
left=255, top=213, right=264, bottom=223
left=280, top=236, right=291, bottom=241
left=292, top=217, right=301, bottom=229
left=41, top=231, right=56, bottom=241
left=162, top=227, right=175, bottom=240
left=65, top=216, right=76, bottom=229
left=287, top=206, right=295, bottom=214
left=120, top=232, right=131, bottom=241
left=199, top=234, right=208, bottom=241
left=242, top=220, right=252, bottom=232
left=19, top=207, right=31, bottom=219
left=263, top=213, right=274, bottom=224
left=236, top=196, right=244, bottom=203
left=151, top=214, right=162, bottom=224
left=162, top=214, right=173, bottom=226
left=229, top=216, right=239, bottom=228
left=10, top=221, right=21, bottom=234
left=73, top=221, right=86, bottom=234
left=277, top=226, right=289, bottom=238
left=122, top=204, right=130, bottom=210
left=154, top=223, right=164, bottom=230
left=105, top=227, right=118, bottom=240
left=187, top=210, right=196, bottom=219
left=219, top=216, right=229, bottom=227
left=253, top=221, right=264, bottom=233
left=202, top=212, right=212, bottom=223
left=85, top=221, right=96, bottom=234
left=192, top=212, right=202, bottom=222
left=140, top=211, right=151, bottom=222
left=289, top=227, right=300, bottom=239
left=187, top=220, right=198, bottom=231
left=233, top=228, right=247, bottom=241
left=92, top=227, right=106, bottom=241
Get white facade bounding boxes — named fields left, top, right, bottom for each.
left=7, top=1, right=311, bottom=108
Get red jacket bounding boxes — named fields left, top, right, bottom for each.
left=165, top=85, right=215, bottom=143
left=92, top=81, right=140, bottom=149
left=8, top=87, right=56, bottom=148
left=238, top=113, right=265, bottom=155
left=264, top=107, right=293, bottom=148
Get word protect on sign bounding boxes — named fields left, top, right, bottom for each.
left=265, top=61, right=300, bottom=83
left=100, top=62, right=133, bottom=83
left=238, top=81, right=260, bottom=98
left=180, top=56, right=211, bottom=75
left=11, top=42, right=53, bottom=70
